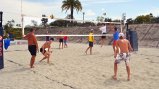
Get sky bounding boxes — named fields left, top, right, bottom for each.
left=0, top=0, right=159, bottom=25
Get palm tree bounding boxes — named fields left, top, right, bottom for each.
left=61, top=0, right=82, bottom=20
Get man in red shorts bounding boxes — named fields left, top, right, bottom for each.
left=113, top=27, right=119, bottom=53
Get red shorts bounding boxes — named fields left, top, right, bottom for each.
left=113, top=40, right=117, bottom=46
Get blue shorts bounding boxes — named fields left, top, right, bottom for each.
left=64, top=40, right=67, bottom=44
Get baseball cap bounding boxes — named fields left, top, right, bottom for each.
left=119, top=33, right=124, bottom=37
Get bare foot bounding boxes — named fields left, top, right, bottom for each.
left=127, top=78, right=130, bottom=81
left=30, top=66, right=34, bottom=68
left=49, top=63, right=54, bottom=65
left=85, top=51, right=87, bottom=55
left=112, top=75, right=117, bottom=80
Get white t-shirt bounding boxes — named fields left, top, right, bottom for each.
left=99, top=26, right=107, bottom=34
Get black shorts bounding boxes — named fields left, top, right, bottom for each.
left=101, top=33, right=106, bottom=39
left=28, top=45, right=37, bottom=56
left=40, top=48, right=46, bottom=54
left=89, top=42, right=93, bottom=47
left=59, top=39, right=63, bottom=42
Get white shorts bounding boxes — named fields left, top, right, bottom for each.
left=115, top=53, right=130, bottom=64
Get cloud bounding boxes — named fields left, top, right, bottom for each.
left=2, top=0, right=156, bottom=25
left=81, top=0, right=132, bottom=4
left=139, top=8, right=159, bottom=17
left=24, top=0, right=54, bottom=3
left=85, top=10, right=96, bottom=17
left=127, top=8, right=159, bottom=19
left=101, top=8, right=105, bottom=11
left=0, top=0, right=21, bottom=24
left=0, top=0, right=65, bottom=24
left=151, top=9, right=159, bottom=16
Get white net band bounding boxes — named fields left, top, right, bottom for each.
left=35, top=34, right=113, bottom=37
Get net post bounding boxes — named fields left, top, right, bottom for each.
left=0, top=11, right=4, bottom=69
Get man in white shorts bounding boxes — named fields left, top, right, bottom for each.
left=99, top=24, right=107, bottom=47
left=113, top=33, right=133, bottom=81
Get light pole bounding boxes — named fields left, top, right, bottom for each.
left=121, top=13, right=126, bottom=32
left=21, top=0, right=24, bottom=36
left=83, top=12, right=85, bottom=23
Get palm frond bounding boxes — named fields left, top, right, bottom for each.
left=61, top=0, right=83, bottom=16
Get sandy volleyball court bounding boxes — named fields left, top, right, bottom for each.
left=0, top=41, right=159, bottom=89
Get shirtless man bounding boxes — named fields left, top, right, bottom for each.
left=39, top=38, right=54, bottom=64
left=23, top=28, right=39, bottom=68
left=113, top=33, right=133, bottom=81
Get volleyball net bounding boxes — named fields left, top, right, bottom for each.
left=22, top=15, right=124, bottom=44
left=23, top=15, right=122, bottom=37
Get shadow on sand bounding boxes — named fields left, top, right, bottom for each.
left=0, top=67, right=30, bottom=74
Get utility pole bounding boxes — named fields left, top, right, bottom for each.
left=83, top=12, right=85, bottom=23
left=121, top=13, right=126, bottom=32
left=21, top=0, right=24, bottom=36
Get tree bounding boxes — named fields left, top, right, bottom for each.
left=149, top=13, right=153, bottom=18
left=105, top=18, right=112, bottom=22
left=41, top=14, right=48, bottom=27
left=134, top=14, right=151, bottom=24
left=6, top=19, right=15, bottom=28
left=112, top=19, right=120, bottom=22
left=134, top=15, right=145, bottom=24
left=65, top=14, right=75, bottom=27
left=80, top=22, right=95, bottom=27
left=61, top=0, right=82, bottom=19
left=65, top=14, right=74, bottom=19
left=16, top=24, right=21, bottom=27
left=126, top=18, right=133, bottom=24
left=3, top=19, right=15, bottom=38
left=50, top=20, right=68, bottom=27
left=151, top=16, right=159, bottom=23
left=4, top=19, right=15, bottom=32
left=31, top=20, right=38, bottom=27
left=145, top=15, right=151, bottom=23
left=149, top=13, right=153, bottom=23
left=96, top=16, right=105, bottom=22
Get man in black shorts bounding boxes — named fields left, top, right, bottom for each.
left=23, top=28, right=39, bottom=68
left=58, top=31, right=63, bottom=49
left=46, top=31, right=50, bottom=41
left=39, top=38, right=54, bottom=64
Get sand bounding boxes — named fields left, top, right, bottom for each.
left=0, top=41, right=159, bottom=89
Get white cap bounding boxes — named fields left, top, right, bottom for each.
left=119, top=33, right=124, bottom=37
left=91, top=29, right=94, bottom=31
